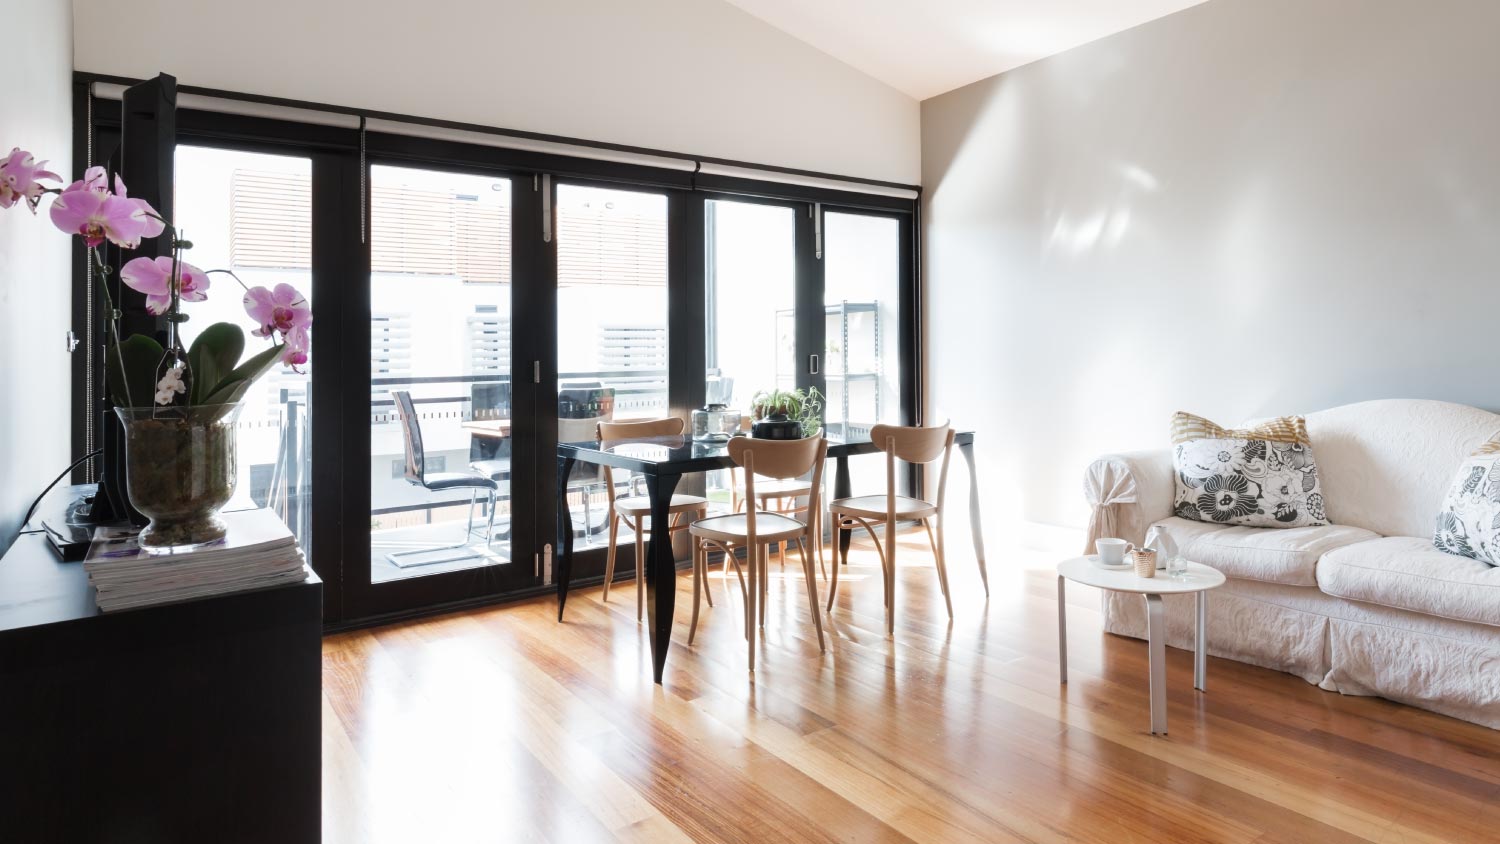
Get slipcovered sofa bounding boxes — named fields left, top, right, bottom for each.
left=1084, top=399, right=1500, bottom=728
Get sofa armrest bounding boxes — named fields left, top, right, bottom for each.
left=1083, top=449, right=1176, bottom=552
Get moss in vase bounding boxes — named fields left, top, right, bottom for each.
left=120, top=410, right=239, bottom=548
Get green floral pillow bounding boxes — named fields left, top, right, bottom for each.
left=1170, top=412, right=1329, bottom=529
left=1434, top=436, right=1500, bottom=566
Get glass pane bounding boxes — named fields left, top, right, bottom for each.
left=174, top=146, right=313, bottom=552
left=556, top=184, right=668, bottom=545
left=368, top=165, right=513, bottom=582
left=824, top=212, right=902, bottom=440
left=704, top=199, right=795, bottom=513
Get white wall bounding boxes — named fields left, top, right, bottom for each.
left=0, top=1, right=73, bottom=547
left=71, top=0, right=919, bottom=184
left=921, top=0, right=1500, bottom=534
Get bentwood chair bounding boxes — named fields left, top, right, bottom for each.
left=689, top=435, right=829, bottom=670
left=597, top=418, right=709, bottom=621
left=730, top=417, right=827, bottom=579
left=387, top=390, right=499, bottom=568
left=827, top=422, right=956, bottom=635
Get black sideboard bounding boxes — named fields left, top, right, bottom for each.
left=0, top=532, right=322, bottom=843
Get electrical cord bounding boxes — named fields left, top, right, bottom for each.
left=21, top=449, right=103, bottom=530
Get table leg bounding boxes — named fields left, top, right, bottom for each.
left=834, top=455, right=852, bottom=565
left=1057, top=575, right=1067, bottom=684
left=556, top=454, right=577, bottom=622
left=645, top=472, right=682, bottom=685
left=957, top=440, right=989, bottom=596
left=1145, top=593, right=1167, bottom=735
left=1195, top=591, right=1208, bottom=692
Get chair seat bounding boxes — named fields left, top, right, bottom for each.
left=737, top=478, right=813, bottom=498
left=614, top=494, right=708, bottom=517
left=830, top=494, right=937, bottom=520
left=690, top=511, right=806, bottom=543
left=418, top=472, right=499, bottom=492
left=469, top=459, right=511, bottom=480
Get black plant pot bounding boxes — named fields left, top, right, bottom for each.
left=751, top=413, right=802, bottom=440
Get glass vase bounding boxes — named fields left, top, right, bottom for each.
left=115, top=404, right=242, bottom=552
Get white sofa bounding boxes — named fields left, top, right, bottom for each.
left=1083, top=399, right=1500, bottom=728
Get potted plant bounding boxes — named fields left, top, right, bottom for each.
left=1, top=147, right=311, bottom=550
left=749, top=387, right=824, bottom=439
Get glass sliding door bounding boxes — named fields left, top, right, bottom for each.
left=554, top=182, right=669, bottom=551
left=823, top=211, right=904, bottom=438
left=823, top=209, right=908, bottom=493
left=364, top=164, right=532, bottom=598
left=704, top=198, right=797, bottom=410
left=174, top=145, right=314, bottom=551
left=703, top=197, right=798, bottom=514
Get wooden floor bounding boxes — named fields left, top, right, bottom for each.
left=321, top=532, right=1500, bottom=844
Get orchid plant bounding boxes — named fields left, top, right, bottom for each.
left=0, top=146, right=311, bottom=416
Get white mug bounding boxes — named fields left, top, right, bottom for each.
left=1096, top=538, right=1134, bottom=566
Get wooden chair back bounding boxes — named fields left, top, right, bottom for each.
left=727, top=436, right=828, bottom=542
left=872, top=422, right=956, bottom=511
left=728, top=435, right=821, bottom=480
left=597, top=417, right=684, bottom=440
left=871, top=422, right=952, bottom=465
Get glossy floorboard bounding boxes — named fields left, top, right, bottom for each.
left=322, top=533, right=1500, bottom=844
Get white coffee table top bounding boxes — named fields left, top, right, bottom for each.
left=1057, top=557, right=1225, bottom=594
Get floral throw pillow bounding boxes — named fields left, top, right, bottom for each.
left=1433, top=435, right=1500, bottom=566
left=1170, top=412, right=1329, bottom=528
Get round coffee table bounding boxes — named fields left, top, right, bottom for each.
left=1056, top=557, right=1225, bottom=735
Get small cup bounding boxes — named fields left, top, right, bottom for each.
left=1096, top=538, right=1133, bottom=566
left=1167, top=555, right=1189, bottom=579
left=1132, top=549, right=1158, bottom=578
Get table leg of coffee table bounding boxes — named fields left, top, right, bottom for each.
left=1145, top=593, right=1167, bottom=735
left=1195, top=591, right=1208, bottom=692
left=1057, top=575, right=1067, bottom=684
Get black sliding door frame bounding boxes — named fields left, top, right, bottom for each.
left=175, top=119, right=362, bottom=624
left=697, top=191, right=823, bottom=403
left=343, top=153, right=547, bottom=623
left=541, top=175, right=699, bottom=583
left=817, top=202, right=918, bottom=429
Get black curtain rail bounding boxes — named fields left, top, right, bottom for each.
left=74, top=71, right=922, bottom=196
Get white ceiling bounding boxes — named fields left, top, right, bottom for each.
left=722, top=0, right=1209, bottom=100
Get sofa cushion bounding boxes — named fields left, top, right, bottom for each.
left=1317, top=536, right=1500, bottom=627
left=1148, top=516, right=1377, bottom=587
left=1171, top=412, right=1329, bottom=529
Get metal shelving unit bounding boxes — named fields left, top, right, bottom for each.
left=776, top=300, right=882, bottom=440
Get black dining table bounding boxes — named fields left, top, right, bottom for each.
left=555, top=431, right=986, bottom=683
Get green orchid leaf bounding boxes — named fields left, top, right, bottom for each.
left=105, top=334, right=165, bottom=409
left=186, top=322, right=245, bottom=405
left=200, top=379, right=245, bottom=408
left=203, top=342, right=285, bottom=405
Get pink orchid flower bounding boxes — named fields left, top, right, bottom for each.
left=120, top=256, right=210, bottom=315
left=244, top=283, right=313, bottom=369
left=0, top=148, right=60, bottom=212
left=282, top=323, right=311, bottom=368
left=48, top=166, right=165, bottom=248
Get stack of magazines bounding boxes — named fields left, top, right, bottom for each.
left=83, top=509, right=309, bottom=612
